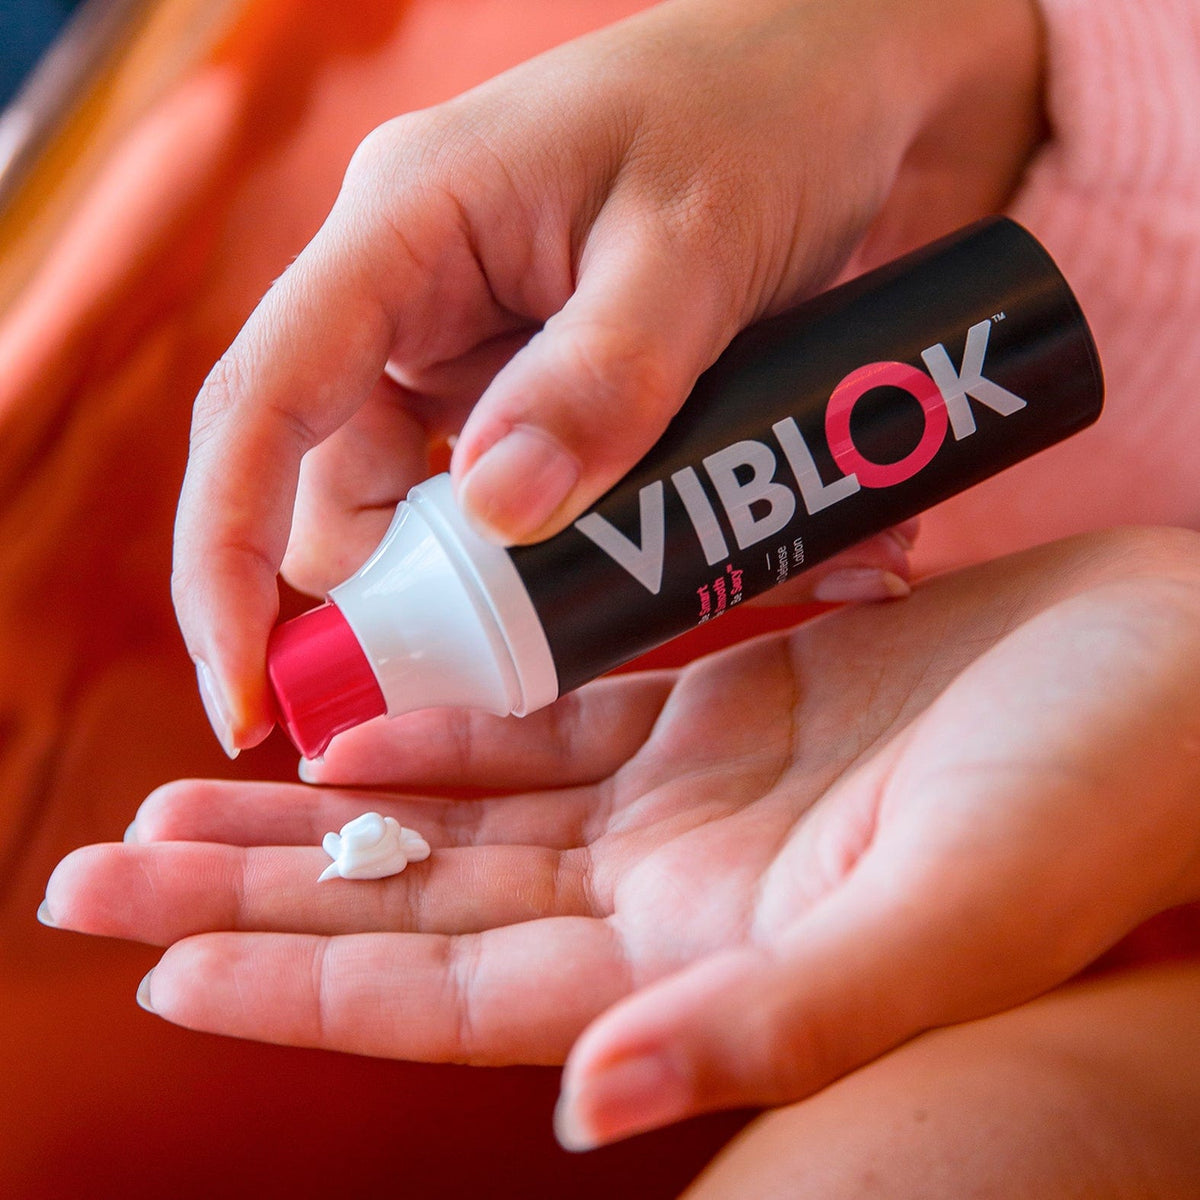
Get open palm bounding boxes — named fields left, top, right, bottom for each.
left=46, top=529, right=1200, bottom=1146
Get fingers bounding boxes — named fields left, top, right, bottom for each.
left=173, top=235, right=396, bottom=751
left=171, top=150, right=497, bottom=754
left=127, top=778, right=604, bottom=853
left=44, top=838, right=596, bottom=945
left=283, top=328, right=538, bottom=597
left=760, top=522, right=920, bottom=608
left=280, top=376, right=431, bottom=596
left=303, top=670, right=676, bottom=790
left=139, top=918, right=628, bottom=1064
left=451, top=211, right=741, bottom=545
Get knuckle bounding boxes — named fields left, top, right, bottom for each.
left=547, top=847, right=586, bottom=916
left=636, top=144, right=750, bottom=259
left=309, top=938, right=333, bottom=1044
left=447, top=934, right=483, bottom=1062
left=189, top=354, right=247, bottom=453
left=192, top=343, right=321, bottom=460
left=169, top=541, right=206, bottom=617
left=559, top=318, right=675, bottom=421
left=532, top=322, right=678, bottom=476
left=342, top=119, right=408, bottom=190
left=343, top=110, right=464, bottom=201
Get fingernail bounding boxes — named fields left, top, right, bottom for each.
left=123, top=820, right=140, bottom=844
left=36, top=900, right=56, bottom=928
left=194, top=657, right=240, bottom=760
left=812, top=567, right=911, bottom=604
left=554, top=1053, right=690, bottom=1152
left=298, top=757, right=319, bottom=784
left=458, top=426, right=580, bottom=543
left=136, top=970, right=156, bottom=1013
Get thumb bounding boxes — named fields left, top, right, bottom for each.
left=553, top=862, right=1064, bottom=1152
left=450, top=219, right=743, bottom=545
left=553, top=917, right=914, bottom=1151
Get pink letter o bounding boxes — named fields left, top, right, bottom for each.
left=825, top=361, right=947, bottom=488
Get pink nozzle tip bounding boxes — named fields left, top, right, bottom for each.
left=267, top=602, right=385, bottom=759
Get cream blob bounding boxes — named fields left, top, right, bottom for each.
left=318, top=812, right=431, bottom=882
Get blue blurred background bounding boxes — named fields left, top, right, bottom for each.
left=0, top=0, right=86, bottom=107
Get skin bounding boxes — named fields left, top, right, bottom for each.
left=169, top=0, right=1047, bottom=752
left=684, top=960, right=1200, bottom=1199
left=44, top=528, right=1200, bottom=1161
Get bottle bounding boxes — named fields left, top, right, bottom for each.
left=267, top=217, right=1104, bottom=758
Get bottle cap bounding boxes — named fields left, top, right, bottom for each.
left=267, top=602, right=385, bottom=759
left=266, top=475, right=556, bottom=757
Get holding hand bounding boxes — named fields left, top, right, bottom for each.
left=48, top=528, right=1200, bottom=1147
left=171, top=0, right=1046, bottom=752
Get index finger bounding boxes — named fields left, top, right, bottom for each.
left=171, top=157, right=495, bottom=753
left=172, top=237, right=394, bottom=751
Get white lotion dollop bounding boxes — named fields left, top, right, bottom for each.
left=318, top=812, right=431, bottom=882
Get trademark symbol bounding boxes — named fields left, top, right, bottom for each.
left=991, top=311, right=1006, bottom=323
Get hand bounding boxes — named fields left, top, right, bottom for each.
left=48, top=527, right=1200, bottom=1147
left=171, top=0, right=1046, bottom=751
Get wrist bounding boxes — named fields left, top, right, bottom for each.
left=851, top=0, right=1048, bottom=265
